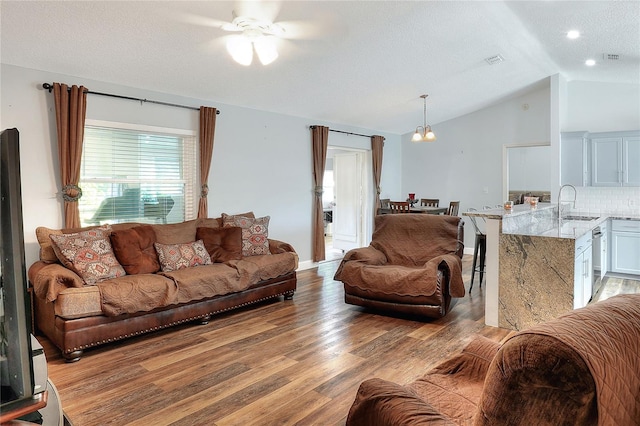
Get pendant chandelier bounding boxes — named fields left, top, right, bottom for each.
left=411, top=94, right=437, bottom=142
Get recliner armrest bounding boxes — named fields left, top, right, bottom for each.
left=346, top=378, right=456, bottom=426
left=334, top=246, right=387, bottom=280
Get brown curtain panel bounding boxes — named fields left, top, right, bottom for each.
left=53, top=83, right=88, bottom=229
left=198, top=106, right=217, bottom=218
left=371, top=135, right=384, bottom=215
left=311, top=126, right=329, bottom=262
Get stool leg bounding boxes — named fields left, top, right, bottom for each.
left=479, top=238, right=486, bottom=288
left=470, top=235, right=480, bottom=292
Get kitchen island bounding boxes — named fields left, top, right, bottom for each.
left=464, top=205, right=640, bottom=330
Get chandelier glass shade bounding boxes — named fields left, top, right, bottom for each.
left=411, top=94, right=437, bottom=142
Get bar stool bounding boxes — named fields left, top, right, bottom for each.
left=466, top=208, right=486, bottom=292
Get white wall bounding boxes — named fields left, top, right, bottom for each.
left=402, top=84, right=551, bottom=250
left=564, top=81, right=640, bottom=132
left=1, top=64, right=401, bottom=268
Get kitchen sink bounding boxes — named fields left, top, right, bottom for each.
left=562, top=215, right=600, bottom=221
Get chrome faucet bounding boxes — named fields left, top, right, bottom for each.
left=558, top=184, right=577, bottom=222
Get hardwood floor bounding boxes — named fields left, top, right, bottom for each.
left=40, top=255, right=638, bottom=425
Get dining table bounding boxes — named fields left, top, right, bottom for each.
left=378, top=206, right=448, bottom=215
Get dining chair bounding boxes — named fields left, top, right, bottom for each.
left=447, top=201, right=460, bottom=216
left=377, top=198, right=391, bottom=215
left=420, top=198, right=439, bottom=207
left=389, top=201, right=411, bottom=213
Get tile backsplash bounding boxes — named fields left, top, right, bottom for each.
left=573, top=187, right=640, bottom=216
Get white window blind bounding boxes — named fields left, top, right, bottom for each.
left=79, top=123, right=197, bottom=227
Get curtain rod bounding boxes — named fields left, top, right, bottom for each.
left=42, top=83, right=220, bottom=114
left=310, top=125, right=384, bottom=140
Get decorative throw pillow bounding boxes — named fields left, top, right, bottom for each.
left=221, top=214, right=270, bottom=257
left=110, top=225, right=160, bottom=275
left=196, top=226, right=243, bottom=262
left=154, top=240, right=212, bottom=272
left=49, top=227, right=126, bottom=285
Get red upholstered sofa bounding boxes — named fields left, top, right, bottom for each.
left=28, top=213, right=297, bottom=362
left=346, top=293, right=640, bottom=425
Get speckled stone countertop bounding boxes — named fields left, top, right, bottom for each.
left=464, top=204, right=640, bottom=240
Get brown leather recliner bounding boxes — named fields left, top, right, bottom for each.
left=334, top=214, right=465, bottom=319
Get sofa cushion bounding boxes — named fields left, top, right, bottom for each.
left=222, top=214, right=270, bottom=256
left=49, top=227, right=126, bottom=285
left=151, top=219, right=199, bottom=244
left=154, top=240, right=212, bottom=272
left=196, top=226, right=243, bottom=262
left=110, top=225, right=160, bottom=275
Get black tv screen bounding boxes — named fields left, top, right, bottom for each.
left=0, top=128, right=36, bottom=411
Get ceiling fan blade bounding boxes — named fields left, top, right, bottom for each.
left=234, top=0, right=282, bottom=23
left=174, top=12, right=231, bottom=29
left=276, top=20, right=346, bottom=40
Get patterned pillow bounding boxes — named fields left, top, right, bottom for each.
left=49, top=227, right=126, bottom=285
left=154, top=240, right=212, bottom=272
left=221, top=214, right=270, bottom=257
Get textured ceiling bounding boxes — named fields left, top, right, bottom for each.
left=2, top=1, right=639, bottom=134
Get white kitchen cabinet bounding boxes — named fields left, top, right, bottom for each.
left=574, top=233, right=593, bottom=309
left=592, top=137, right=622, bottom=186
left=591, top=132, right=640, bottom=187
left=622, top=136, right=640, bottom=186
left=561, top=131, right=589, bottom=186
left=611, top=220, right=640, bottom=275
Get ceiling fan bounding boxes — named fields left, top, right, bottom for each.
left=221, top=10, right=285, bottom=66
left=173, top=2, right=341, bottom=67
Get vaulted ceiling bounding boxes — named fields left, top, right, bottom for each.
left=2, top=1, right=639, bottom=134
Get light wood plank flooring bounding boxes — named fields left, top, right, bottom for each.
left=38, top=255, right=637, bottom=425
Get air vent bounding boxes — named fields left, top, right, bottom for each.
left=485, top=54, right=505, bottom=65
left=603, top=53, right=620, bottom=61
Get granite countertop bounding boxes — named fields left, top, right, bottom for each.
left=463, top=203, right=555, bottom=220
left=464, top=204, right=640, bottom=240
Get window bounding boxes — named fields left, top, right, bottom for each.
left=79, top=121, right=197, bottom=227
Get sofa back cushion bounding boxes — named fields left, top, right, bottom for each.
left=49, top=227, right=126, bottom=284
left=370, top=214, right=461, bottom=266
left=110, top=225, right=160, bottom=275
left=151, top=219, right=199, bottom=244
left=196, top=226, right=243, bottom=262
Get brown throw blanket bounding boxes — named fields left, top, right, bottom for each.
left=335, top=214, right=465, bottom=298
left=518, top=294, right=640, bottom=425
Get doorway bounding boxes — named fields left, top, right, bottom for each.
left=323, top=147, right=370, bottom=261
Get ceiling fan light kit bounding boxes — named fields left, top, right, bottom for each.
left=412, top=94, right=437, bottom=143
left=224, top=12, right=283, bottom=66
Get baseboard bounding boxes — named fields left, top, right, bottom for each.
left=463, top=247, right=473, bottom=255
left=297, top=260, right=317, bottom=271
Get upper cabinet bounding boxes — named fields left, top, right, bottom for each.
left=561, top=131, right=589, bottom=187
left=561, top=130, right=640, bottom=187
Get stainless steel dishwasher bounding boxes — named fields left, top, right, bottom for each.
left=592, top=226, right=602, bottom=299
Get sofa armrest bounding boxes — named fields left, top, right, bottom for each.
left=268, top=238, right=296, bottom=254
left=28, top=261, right=85, bottom=302
left=346, top=378, right=456, bottom=426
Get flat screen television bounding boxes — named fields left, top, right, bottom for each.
left=0, top=128, right=40, bottom=416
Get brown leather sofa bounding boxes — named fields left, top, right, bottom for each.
left=334, top=214, right=465, bottom=319
left=28, top=213, right=297, bottom=362
left=346, top=293, right=640, bottom=425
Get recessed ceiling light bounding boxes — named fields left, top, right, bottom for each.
left=567, top=30, right=580, bottom=39
left=585, top=59, right=596, bottom=66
